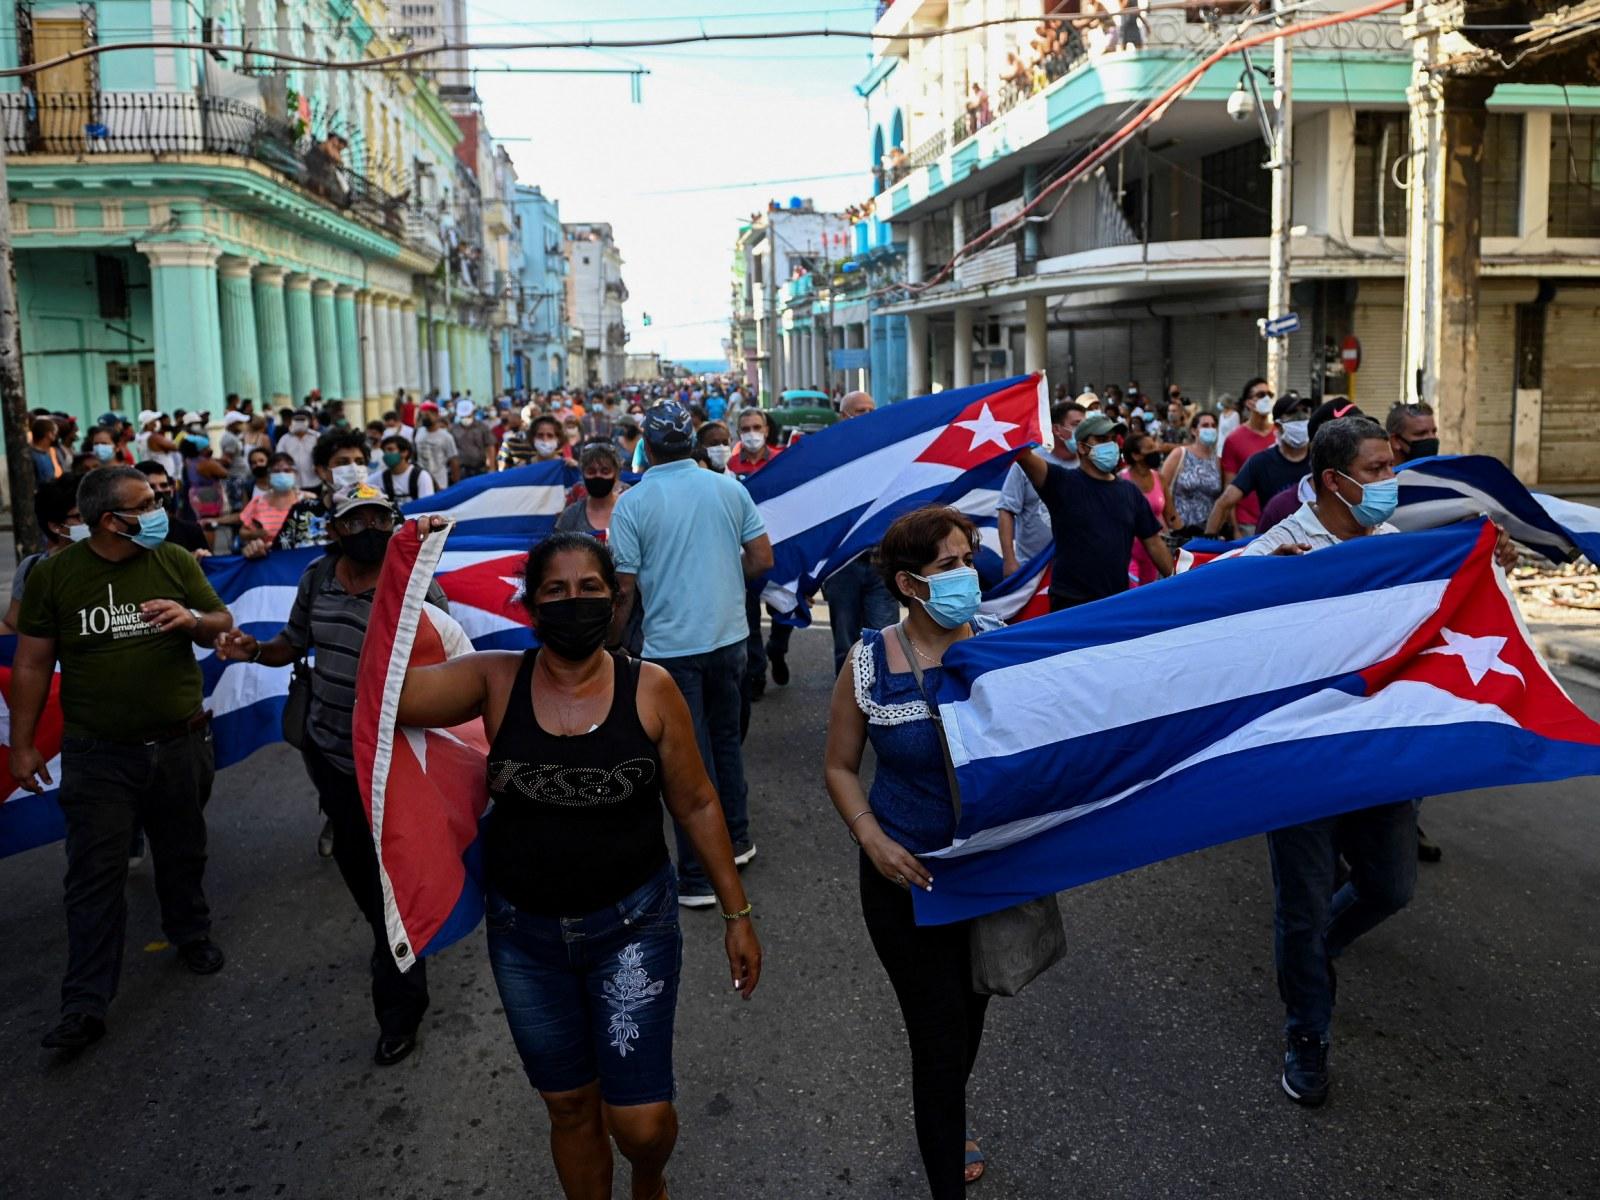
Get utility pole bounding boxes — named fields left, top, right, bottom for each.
left=1264, top=0, right=1294, bottom=399
left=0, top=137, right=38, bottom=559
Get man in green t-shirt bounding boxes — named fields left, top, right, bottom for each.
left=10, top=466, right=236, bottom=1053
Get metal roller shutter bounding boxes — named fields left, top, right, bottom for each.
left=1210, top=315, right=1266, bottom=404
left=1351, top=281, right=1403, bottom=412
left=1540, top=296, right=1600, bottom=484
left=1068, top=324, right=1132, bottom=396
left=1473, top=303, right=1517, bottom=465
left=1171, top=315, right=1216, bottom=403
left=1131, top=318, right=1165, bottom=398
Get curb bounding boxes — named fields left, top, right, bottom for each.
left=1532, top=632, right=1600, bottom=694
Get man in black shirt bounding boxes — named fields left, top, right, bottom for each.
left=134, top=461, right=212, bottom=556
left=1016, top=411, right=1174, bottom=610
left=1203, top=393, right=1314, bottom=536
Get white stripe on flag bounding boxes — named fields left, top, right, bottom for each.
left=931, top=679, right=1516, bottom=860
left=430, top=483, right=567, bottom=522
left=758, top=426, right=944, bottom=545
left=939, top=577, right=1448, bottom=768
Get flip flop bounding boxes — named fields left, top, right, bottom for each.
left=964, top=1131, right=986, bottom=1184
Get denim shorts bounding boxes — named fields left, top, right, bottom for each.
left=485, top=863, right=682, bottom=1106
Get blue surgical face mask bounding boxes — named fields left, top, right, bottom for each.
left=188, top=432, right=210, bottom=449
left=1088, top=442, right=1123, bottom=473
left=93, top=443, right=115, bottom=462
left=908, top=565, right=982, bottom=629
left=66, top=522, right=91, bottom=543
left=1337, top=472, right=1399, bottom=528
left=115, top=507, right=169, bottom=550
left=1198, top=426, right=1219, bottom=446
left=269, top=471, right=296, bottom=492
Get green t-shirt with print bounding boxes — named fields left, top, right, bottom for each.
left=17, top=540, right=226, bottom=739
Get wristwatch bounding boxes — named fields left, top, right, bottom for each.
left=188, top=607, right=204, bottom=630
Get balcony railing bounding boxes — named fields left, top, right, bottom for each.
left=0, top=90, right=414, bottom=239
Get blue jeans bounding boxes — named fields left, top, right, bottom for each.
left=1267, top=799, right=1419, bottom=1038
left=652, top=640, right=750, bottom=890
left=822, top=556, right=901, bottom=674
left=485, top=864, right=681, bottom=1105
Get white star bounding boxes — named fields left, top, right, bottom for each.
left=952, top=403, right=1020, bottom=454
left=1421, top=628, right=1525, bottom=687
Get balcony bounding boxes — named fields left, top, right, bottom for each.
left=483, top=195, right=515, bottom=237
left=0, top=90, right=422, bottom=245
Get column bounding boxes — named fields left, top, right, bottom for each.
left=401, top=300, right=421, bottom=393
left=284, top=274, right=317, bottom=403
left=375, top=296, right=396, bottom=401
left=217, top=256, right=261, bottom=402
left=335, top=286, right=362, bottom=415
left=450, top=324, right=470, bottom=396
left=358, top=291, right=380, bottom=407
left=1024, top=294, right=1047, bottom=376
left=906, top=312, right=930, bottom=399
left=252, top=266, right=293, bottom=404
left=138, top=241, right=224, bottom=411
left=954, top=306, right=975, bottom=390
left=311, top=279, right=342, bottom=399
left=390, top=302, right=410, bottom=398
left=432, top=318, right=451, bottom=394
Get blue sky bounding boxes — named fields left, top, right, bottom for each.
left=465, top=1, right=880, bottom=361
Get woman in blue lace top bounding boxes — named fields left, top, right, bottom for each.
left=823, top=505, right=1003, bottom=1196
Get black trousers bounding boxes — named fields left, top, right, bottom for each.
left=303, top=743, right=429, bottom=1039
left=859, top=853, right=990, bottom=1200
left=58, top=724, right=215, bottom=1019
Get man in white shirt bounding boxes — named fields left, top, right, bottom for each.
left=274, top=407, right=319, bottom=488
left=997, top=401, right=1084, bottom=576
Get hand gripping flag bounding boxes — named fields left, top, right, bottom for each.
left=916, top=520, right=1600, bottom=925
left=354, top=522, right=491, bottom=971
left=744, top=375, right=1050, bottom=615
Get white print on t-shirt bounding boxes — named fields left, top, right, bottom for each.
left=77, top=583, right=160, bottom=641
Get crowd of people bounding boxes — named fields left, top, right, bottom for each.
left=7, top=371, right=1518, bottom=1199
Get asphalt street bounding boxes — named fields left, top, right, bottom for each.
left=2, top=623, right=1598, bottom=1200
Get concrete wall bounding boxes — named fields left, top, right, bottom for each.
left=17, top=248, right=154, bottom=420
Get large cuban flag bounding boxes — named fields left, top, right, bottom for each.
left=745, top=375, right=1050, bottom=614
left=916, top=519, right=1600, bottom=925
left=1393, top=454, right=1600, bottom=565
left=0, top=468, right=555, bottom=860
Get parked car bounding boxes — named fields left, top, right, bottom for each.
left=765, top=389, right=839, bottom=442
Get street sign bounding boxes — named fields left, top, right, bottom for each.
left=1341, top=334, right=1362, bottom=373
left=1262, top=312, right=1301, bottom=338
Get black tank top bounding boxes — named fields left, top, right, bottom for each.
left=483, top=650, right=668, bottom=917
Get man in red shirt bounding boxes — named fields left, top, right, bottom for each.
left=726, top=408, right=781, bottom=476
left=1221, top=376, right=1276, bottom=535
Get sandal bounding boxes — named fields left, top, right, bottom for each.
left=964, top=1131, right=987, bottom=1184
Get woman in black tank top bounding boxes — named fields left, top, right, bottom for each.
left=398, top=530, right=760, bottom=1200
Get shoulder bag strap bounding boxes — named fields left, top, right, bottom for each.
left=892, top=623, right=963, bottom=823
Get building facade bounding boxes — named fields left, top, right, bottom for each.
left=563, top=222, right=628, bottom=387
left=0, top=0, right=518, bottom=426
left=858, top=0, right=1600, bottom=485
left=386, top=0, right=470, bottom=87
left=512, top=184, right=569, bottom=392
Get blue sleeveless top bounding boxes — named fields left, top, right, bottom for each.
left=850, top=620, right=999, bottom=855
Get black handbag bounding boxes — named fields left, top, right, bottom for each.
left=893, top=624, right=1066, bottom=997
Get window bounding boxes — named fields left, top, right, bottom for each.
left=1482, top=113, right=1522, bottom=237
left=1549, top=112, right=1600, bottom=237
left=1353, top=112, right=1408, bottom=237
left=1200, top=139, right=1269, bottom=238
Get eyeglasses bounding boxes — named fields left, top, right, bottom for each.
left=332, top=509, right=396, bottom=534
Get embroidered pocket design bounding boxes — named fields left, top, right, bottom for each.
left=603, top=942, right=666, bottom=1056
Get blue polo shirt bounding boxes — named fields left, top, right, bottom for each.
left=610, top=459, right=766, bottom=659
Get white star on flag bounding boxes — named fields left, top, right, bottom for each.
left=953, top=403, right=1020, bottom=454
left=1421, top=628, right=1526, bottom=687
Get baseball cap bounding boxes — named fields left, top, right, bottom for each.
left=329, top=482, right=396, bottom=521
left=1074, top=411, right=1126, bottom=441
left=1307, top=397, right=1363, bottom=442
left=138, top=409, right=162, bottom=426
left=642, top=400, right=694, bottom=450
left=223, top=409, right=247, bottom=426
left=455, top=399, right=475, bottom=420
left=97, top=412, right=122, bottom=429
left=1272, top=392, right=1314, bottom=422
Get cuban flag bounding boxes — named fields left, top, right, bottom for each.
left=0, top=640, right=64, bottom=856
left=978, top=546, right=1054, bottom=624
left=354, top=522, right=491, bottom=971
left=1394, top=455, right=1600, bottom=564
left=745, top=375, right=1050, bottom=614
left=916, top=520, right=1600, bottom=925
left=402, top=459, right=578, bottom=536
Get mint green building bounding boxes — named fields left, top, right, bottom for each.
left=0, top=0, right=513, bottom=424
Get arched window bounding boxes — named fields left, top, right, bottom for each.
left=872, top=124, right=885, bottom=172
left=890, top=109, right=905, bottom=149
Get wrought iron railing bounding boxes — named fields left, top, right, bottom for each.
left=0, top=91, right=411, bottom=237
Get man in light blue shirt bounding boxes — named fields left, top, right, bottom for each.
left=611, top=400, right=774, bottom=906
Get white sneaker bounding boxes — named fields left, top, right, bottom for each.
left=317, top=818, right=335, bottom=859
left=732, top=842, right=758, bottom=868
left=677, top=889, right=717, bottom=909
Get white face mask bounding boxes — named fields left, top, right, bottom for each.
left=706, top=444, right=731, bottom=470
left=291, top=418, right=310, bottom=433
left=66, top=522, right=91, bottom=543
left=1279, top=419, right=1310, bottom=449
left=533, top=437, right=559, bottom=457
left=331, top=463, right=367, bottom=489
left=739, top=431, right=766, bottom=453
left=1253, top=397, right=1273, bottom=416
left=459, top=415, right=475, bottom=426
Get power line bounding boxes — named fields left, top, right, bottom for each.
left=639, top=171, right=863, bottom=196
